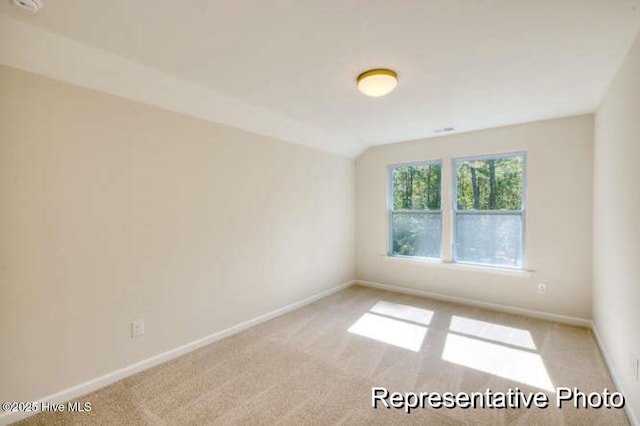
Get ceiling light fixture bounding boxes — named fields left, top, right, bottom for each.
left=357, top=69, right=398, bottom=97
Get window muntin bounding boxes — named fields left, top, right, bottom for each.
left=453, top=153, right=525, bottom=269
left=389, top=161, right=442, bottom=259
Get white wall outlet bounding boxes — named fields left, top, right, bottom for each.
left=131, top=319, right=145, bottom=338
left=632, top=353, right=640, bottom=381
left=537, top=283, right=547, bottom=294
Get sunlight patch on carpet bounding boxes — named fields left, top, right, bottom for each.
left=449, top=316, right=536, bottom=350
left=348, top=312, right=427, bottom=352
left=442, top=333, right=554, bottom=391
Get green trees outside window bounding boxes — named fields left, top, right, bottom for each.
left=390, top=162, right=442, bottom=258
left=389, top=153, right=526, bottom=269
left=456, top=156, right=523, bottom=211
left=454, top=154, right=525, bottom=268
left=392, top=163, right=442, bottom=210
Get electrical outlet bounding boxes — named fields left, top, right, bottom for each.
left=632, top=353, right=640, bottom=381
left=131, top=319, right=145, bottom=338
left=537, top=283, right=547, bottom=294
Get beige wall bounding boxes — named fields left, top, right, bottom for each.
left=356, top=115, right=594, bottom=319
left=593, top=33, right=640, bottom=422
left=0, top=65, right=355, bottom=403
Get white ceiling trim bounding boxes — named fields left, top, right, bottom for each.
left=0, top=14, right=357, bottom=157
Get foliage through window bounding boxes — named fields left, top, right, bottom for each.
left=389, top=162, right=442, bottom=258
left=453, top=153, right=525, bottom=268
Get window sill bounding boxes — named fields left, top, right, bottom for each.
left=380, top=255, right=535, bottom=277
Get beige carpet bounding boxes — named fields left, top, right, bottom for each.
left=16, top=285, right=628, bottom=425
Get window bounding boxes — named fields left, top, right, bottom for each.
left=453, top=152, right=525, bottom=269
left=389, top=161, right=442, bottom=259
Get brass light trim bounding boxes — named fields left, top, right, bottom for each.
left=357, top=69, right=398, bottom=97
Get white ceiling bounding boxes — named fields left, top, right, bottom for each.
left=2, top=0, right=640, bottom=157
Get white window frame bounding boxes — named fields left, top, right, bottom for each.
left=388, top=160, right=443, bottom=260
left=451, top=152, right=527, bottom=270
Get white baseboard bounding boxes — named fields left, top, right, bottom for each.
left=355, top=279, right=592, bottom=327
left=0, top=280, right=355, bottom=426
left=591, top=324, right=639, bottom=426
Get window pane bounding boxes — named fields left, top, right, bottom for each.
left=456, top=156, right=523, bottom=210
left=392, top=213, right=441, bottom=258
left=455, top=214, right=523, bottom=268
left=392, top=163, right=441, bottom=210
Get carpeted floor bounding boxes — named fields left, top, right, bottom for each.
left=16, top=285, right=628, bottom=425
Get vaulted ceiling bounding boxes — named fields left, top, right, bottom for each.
left=2, top=0, right=639, bottom=157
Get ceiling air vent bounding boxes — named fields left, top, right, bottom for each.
left=11, top=0, right=42, bottom=13
left=433, top=127, right=455, bottom=134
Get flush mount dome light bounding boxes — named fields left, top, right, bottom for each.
left=357, top=69, right=398, bottom=97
